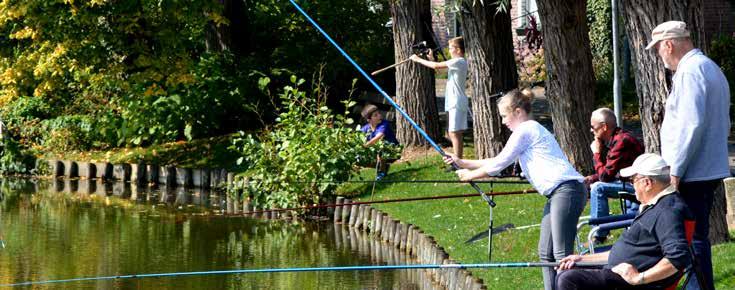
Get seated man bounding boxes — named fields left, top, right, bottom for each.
left=557, top=153, right=693, bottom=290
left=585, top=108, right=644, bottom=243
left=360, top=104, right=399, bottom=180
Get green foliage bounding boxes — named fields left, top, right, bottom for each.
left=0, top=0, right=393, bottom=153
left=0, top=138, right=36, bottom=174
left=229, top=76, right=387, bottom=210
left=587, top=0, right=613, bottom=80
left=709, top=34, right=735, bottom=121
left=40, top=115, right=99, bottom=152
left=515, top=45, right=545, bottom=86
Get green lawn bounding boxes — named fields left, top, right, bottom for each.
left=337, top=151, right=735, bottom=289
left=41, top=134, right=241, bottom=170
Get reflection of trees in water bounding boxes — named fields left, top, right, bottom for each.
left=0, top=178, right=434, bottom=289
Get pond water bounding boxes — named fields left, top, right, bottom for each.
left=0, top=178, right=437, bottom=289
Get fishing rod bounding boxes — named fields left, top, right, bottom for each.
left=240, top=178, right=529, bottom=185
left=0, top=261, right=607, bottom=287
left=288, top=0, right=500, bottom=262
left=233, top=188, right=536, bottom=216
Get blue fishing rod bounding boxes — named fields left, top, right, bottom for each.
left=0, top=262, right=607, bottom=287
left=288, top=0, right=500, bottom=262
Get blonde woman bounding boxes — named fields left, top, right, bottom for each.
left=444, top=89, right=586, bottom=290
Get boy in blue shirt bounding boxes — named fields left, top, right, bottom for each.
left=360, top=104, right=399, bottom=180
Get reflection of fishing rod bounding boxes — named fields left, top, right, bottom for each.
left=233, top=189, right=535, bottom=216
left=1, top=261, right=607, bottom=287
left=289, top=0, right=498, bottom=261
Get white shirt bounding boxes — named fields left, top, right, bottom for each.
left=445, top=57, right=469, bottom=112
left=482, top=120, right=584, bottom=196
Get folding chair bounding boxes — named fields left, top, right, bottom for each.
left=575, top=218, right=706, bottom=290
left=575, top=212, right=637, bottom=254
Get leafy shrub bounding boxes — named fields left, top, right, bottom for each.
left=40, top=115, right=99, bottom=152
left=0, top=138, right=36, bottom=175
left=587, top=0, right=613, bottom=80
left=515, top=44, right=546, bottom=86
left=229, top=76, right=397, bottom=210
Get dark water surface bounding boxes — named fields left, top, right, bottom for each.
left=0, top=178, right=434, bottom=289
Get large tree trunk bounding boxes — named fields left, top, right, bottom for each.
left=621, top=0, right=728, bottom=244
left=390, top=0, right=442, bottom=146
left=460, top=1, right=518, bottom=159
left=205, top=0, right=248, bottom=54
left=621, top=0, right=705, bottom=154
left=536, top=0, right=596, bottom=174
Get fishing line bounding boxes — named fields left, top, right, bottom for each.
left=0, top=261, right=606, bottom=287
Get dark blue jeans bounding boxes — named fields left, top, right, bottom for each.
left=679, top=179, right=720, bottom=290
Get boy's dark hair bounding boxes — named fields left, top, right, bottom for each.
left=361, top=104, right=379, bottom=119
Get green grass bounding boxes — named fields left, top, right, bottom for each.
left=41, top=134, right=241, bottom=169
left=337, top=150, right=735, bottom=289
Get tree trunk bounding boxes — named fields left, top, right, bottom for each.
left=622, top=0, right=730, bottom=244
left=460, top=1, right=518, bottom=159
left=711, top=182, right=731, bottom=244
left=536, top=0, right=596, bottom=174
left=620, top=0, right=705, bottom=153
left=390, top=0, right=442, bottom=147
left=205, top=0, right=248, bottom=54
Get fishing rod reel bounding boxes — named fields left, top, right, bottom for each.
left=410, top=41, right=432, bottom=58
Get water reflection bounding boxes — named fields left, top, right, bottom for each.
left=0, top=178, right=440, bottom=289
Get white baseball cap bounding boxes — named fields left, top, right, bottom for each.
left=620, top=153, right=670, bottom=177
left=645, top=21, right=690, bottom=50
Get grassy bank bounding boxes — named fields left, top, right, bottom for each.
left=40, top=135, right=241, bottom=170
left=338, top=149, right=735, bottom=289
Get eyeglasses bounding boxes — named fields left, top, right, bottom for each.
left=590, top=122, right=605, bottom=131
left=632, top=175, right=648, bottom=184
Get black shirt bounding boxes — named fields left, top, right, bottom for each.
left=606, top=191, right=693, bottom=272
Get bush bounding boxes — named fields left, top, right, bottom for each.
left=229, top=76, right=399, bottom=211
left=40, top=115, right=99, bottom=152
left=0, top=138, right=37, bottom=175
left=587, top=0, right=613, bottom=80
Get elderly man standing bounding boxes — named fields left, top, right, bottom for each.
left=647, top=21, right=731, bottom=290
left=585, top=108, right=644, bottom=244
left=556, top=153, right=693, bottom=290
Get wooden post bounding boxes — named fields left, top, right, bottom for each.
left=381, top=216, right=391, bottom=242
left=130, top=163, right=147, bottom=185
left=333, top=197, right=344, bottom=222
left=61, top=160, right=78, bottom=178
left=374, top=212, right=384, bottom=237
left=724, top=177, right=735, bottom=231
left=354, top=205, right=364, bottom=229
left=348, top=203, right=359, bottom=226
left=369, top=208, right=377, bottom=233
left=361, top=205, right=370, bottom=230
left=77, top=162, right=96, bottom=179
left=341, top=199, right=351, bottom=223
left=112, top=164, right=131, bottom=181
left=405, top=225, right=415, bottom=255
left=146, top=165, right=160, bottom=184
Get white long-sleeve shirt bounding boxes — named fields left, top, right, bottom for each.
left=661, top=49, right=731, bottom=182
left=481, top=120, right=584, bottom=196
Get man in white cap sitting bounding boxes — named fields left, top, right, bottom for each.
left=647, top=20, right=730, bottom=290
left=555, top=153, right=693, bottom=290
